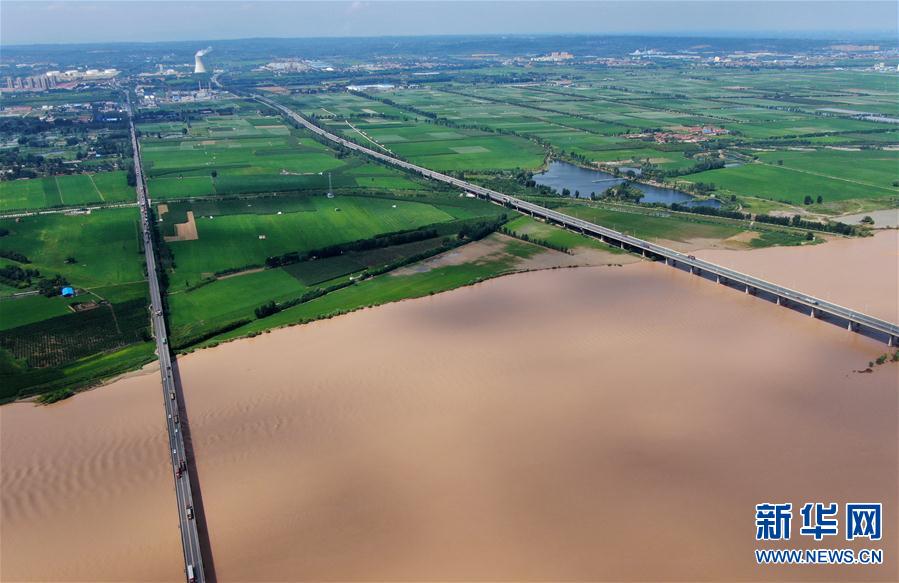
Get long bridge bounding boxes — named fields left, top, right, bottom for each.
left=257, top=94, right=899, bottom=346
left=127, top=97, right=206, bottom=583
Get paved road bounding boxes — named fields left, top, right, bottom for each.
left=127, top=98, right=205, bottom=583
left=257, top=94, right=899, bottom=344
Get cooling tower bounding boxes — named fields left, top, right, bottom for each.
left=194, top=47, right=212, bottom=74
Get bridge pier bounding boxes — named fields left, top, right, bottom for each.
left=889, top=335, right=896, bottom=347
left=847, top=321, right=858, bottom=332
left=776, top=296, right=782, bottom=306
left=810, top=307, right=819, bottom=318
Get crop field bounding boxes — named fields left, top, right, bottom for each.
left=558, top=204, right=743, bottom=243
left=0, top=208, right=151, bottom=400
left=0, top=208, right=145, bottom=289
left=167, top=268, right=309, bottom=344
left=197, top=234, right=546, bottom=346
left=682, top=158, right=899, bottom=207
left=158, top=194, right=495, bottom=288
left=319, top=67, right=898, bottom=214
left=0, top=171, right=133, bottom=212
left=5, top=61, right=897, bottom=401
left=166, top=234, right=452, bottom=345
left=503, top=215, right=615, bottom=252
left=156, top=185, right=507, bottom=348
left=0, top=298, right=149, bottom=368
left=139, top=110, right=423, bottom=199
left=283, top=93, right=546, bottom=171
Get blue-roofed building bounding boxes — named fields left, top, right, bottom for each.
left=61, top=286, right=75, bottom=297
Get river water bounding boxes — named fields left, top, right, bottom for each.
left=1, top=235, right=896, bottom=581
left=534, top=160, right=720, bottom=207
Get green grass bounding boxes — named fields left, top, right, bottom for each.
left=196, top=235, right=533, bottom=346
left=0, top=294, right=82, bottom=330
left=167, top=268, right=308, bottom=343
left=755, top=149, right=899, bottom=191
left=0, top=298, right=149, bottom=368
left=749, top=230, right=811, bottom=248
left=164, top=195, right=461, bottom=289
left=558, top=204, right=742, bottom=242
left=0, top=172, right=133, bottom=212
left=283, top=255, right=364, bottom=286
left=0, top=208, right=151, bottom=400
left=682, top=162, right=896, bottom=206
left=0, top=208, right=145, bottom=289
left=504, top=215, right=620, bottom=252
left=0, top=341, right=156, bottom=403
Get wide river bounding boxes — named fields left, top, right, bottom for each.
left=2, top=232, right=896, bottom=581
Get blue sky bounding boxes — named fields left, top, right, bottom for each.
left=2, top=1, right=896, bottom=45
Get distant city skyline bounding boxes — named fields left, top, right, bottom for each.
left=2, top=1, right=897, bottom=46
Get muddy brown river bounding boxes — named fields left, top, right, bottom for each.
left=2, top=233, right=896, bottom=581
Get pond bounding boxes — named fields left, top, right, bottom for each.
left=533, top=161, right=720, bottom=207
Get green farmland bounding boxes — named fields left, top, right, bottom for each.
left=283, top=92, right=547, bottom=171
left=159, top=193, right=502, bottom=288
left=139, top=112, right=423, bottom=200
left=318, top=68, right=898, bottom=216
left=0, top=208, right=152, bottom=401
left=0, top=171, right=134, bottom=212
left=3, top=58, right=897, bottom=403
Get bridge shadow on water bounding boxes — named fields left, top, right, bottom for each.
left=171, top=357, right=218, bottom=583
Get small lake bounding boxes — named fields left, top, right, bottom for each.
left=533, top=161, right=720, bottom=207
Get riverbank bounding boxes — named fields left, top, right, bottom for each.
left=2, top=234, right=896, bottom=580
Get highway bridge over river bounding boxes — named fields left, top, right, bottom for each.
left=128, top=98, right=206, bottom=583
left=258, top=95, right=899, bottom=346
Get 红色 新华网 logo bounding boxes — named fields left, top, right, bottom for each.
left=754, top=502, right=884, bottom=566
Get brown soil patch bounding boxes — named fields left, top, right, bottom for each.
left=391, top=236, right=510, bottom=275
left=163, top=211, right=199, bottom=242
left=724, top=231, right=761, bottom=246
left=258, top=85, right=290, bottom=94
left=217, top=267, right=265, bottom=280
left=392, top=234, right=637, bottom=276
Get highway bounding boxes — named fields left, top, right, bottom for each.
left=127, top=98, right=205, bottom=583
left=257, top=94, right=899, bottom=345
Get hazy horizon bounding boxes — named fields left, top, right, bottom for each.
left=2, top=1, right=897, bottom=46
